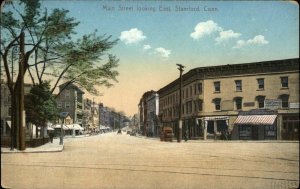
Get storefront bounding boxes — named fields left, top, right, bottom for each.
left=202, top=116, right=229, bottom=140
left=234, top=110, right=277, bottom=140
left=281, top=114, right=299, bottom=140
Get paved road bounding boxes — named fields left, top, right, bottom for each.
left=1, top=133, right=299, bottom=189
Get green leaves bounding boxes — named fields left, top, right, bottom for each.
left=2, top=0, right=120, bottom=98
left=25, top=81, right=58, bottom=126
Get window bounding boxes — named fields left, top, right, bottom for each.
left=235, top=80, right=242, bottom=91
left=186, top=88, right=188, bottom=98
left=57, top=102, right=62, bottom=108
left=213, top=98, right=221, bottom=111
left=195, top=99, right=203, bottom=112
left=198, top=83, right=202, bottom=94
left=8, top=107, right=12, bottom=116
left=65, top=90, right=70, bottom=98
left=235, top=98, right=243, bottom=110
left=256, top=96, right=265, bottom=108
left=65, top=102, right=71, bottom=108
left=280, top=94, right=289, bottom=108
left=281, top=77, right=288, bottom=88
left=214, top=81, right=220, bottom=93
left=257, top=78, right=264, bottom=90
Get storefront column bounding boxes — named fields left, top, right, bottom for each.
left=214, top=120, right=217, bottom=140
left=204, top=120, right=207, bottom=140
left=277, top=115, right=282, bottom=140
left=3, top=119, right=6, bottom=136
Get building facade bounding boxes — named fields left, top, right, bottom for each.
left=56, top=83, right=84, bottom=127
left=138, top=91, right=159, bottom=136
left=0, top=81, right=32, bottom=137
left=158, top=58, right=299, bottom=140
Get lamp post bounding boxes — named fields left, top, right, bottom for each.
left=176, top=63, right=184, bottom=143
left=10, top=45, right=18, bottom=151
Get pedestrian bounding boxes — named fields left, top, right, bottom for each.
left=184, top=129, right=188, bottom=142
left=49, top=131, right=54, bottom=143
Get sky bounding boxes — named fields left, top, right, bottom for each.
left=23, top=1, right=300, bottom=116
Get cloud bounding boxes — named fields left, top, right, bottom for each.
left=120, top=28, right=146, bottom=45
left=215, top=30, right=241, bottom=43
left=143, top=44, right=151, bottom=50
left=190, top=20, right=222, bottom=40
left=233, top=35, right=269, bottom=49
left=155, top=47, right=171, bottom=58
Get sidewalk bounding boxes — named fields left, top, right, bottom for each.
left=135, top=135, right=299, bottom=143
left=1, top=133, right=102, bottom=154
left=1, top=138, right=63, bottom=153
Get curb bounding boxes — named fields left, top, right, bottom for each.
left=134, top=136, right=299, bottom=143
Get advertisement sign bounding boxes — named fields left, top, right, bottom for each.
left=264, top=99, right=282, bottom=110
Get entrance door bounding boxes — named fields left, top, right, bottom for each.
left=252, top=125, right=259, bottom=140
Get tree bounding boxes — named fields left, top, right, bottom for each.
left=25, top=81, right=58, bottom=137
left=1, top=0, right=119, bottom=148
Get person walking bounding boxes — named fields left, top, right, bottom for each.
left=184, top=129, right=188, bottom=142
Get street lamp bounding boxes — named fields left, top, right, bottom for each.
left=176, top=63, right=185, bottom=143
left=10, top=45, right=18, bottom=151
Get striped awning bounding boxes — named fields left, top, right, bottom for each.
left=234, top=115, right=277, bottom=126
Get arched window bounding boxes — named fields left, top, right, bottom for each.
left=279, top=94, right=289, bottom=108
left=212, top=98, right=221, bottom=111
left=233, top=97, right=243, bottom=110
left=256, top=95, right=265, bottom=109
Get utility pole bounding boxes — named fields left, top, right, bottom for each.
left=10, top=46, right=18, bottom=151
left=19, top=31, right=25, bottom=150
left=176, top=63, right=184, bottom=143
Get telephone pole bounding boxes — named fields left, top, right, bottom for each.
left=19, top=31, right=25, bottom=150
left=176, top=63, right=184, bottom=143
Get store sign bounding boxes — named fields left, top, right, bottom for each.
left=289, top=102, right=299, bottom=109
left=265, top=99, right=282, bottom=110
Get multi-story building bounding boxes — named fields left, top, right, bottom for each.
left=56, top=82, right=84, bottom=127
left=158, top=58, right=299, bottom=140
left=0, top=81, right=32, bottom=137
left=99, top=103, right=111, bottom=127
left=138, top=90, right=159, bottom=136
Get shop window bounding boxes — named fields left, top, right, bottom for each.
left=235, top=80, right=242, bottom=91
left=280, top=94, right=289, bottom=108
left=257, top=78, right=264, bottom=90
left=281, top=77, right=288, bottom=88
left=214, top=81, right=220, bottom=93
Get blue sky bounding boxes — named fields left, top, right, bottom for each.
left=36, top=1, right=300, bottom=115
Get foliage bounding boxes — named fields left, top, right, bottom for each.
left=1, top=0, right=119, bottom=96
left=25, top=81, right=58, bottom=126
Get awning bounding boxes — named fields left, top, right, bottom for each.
left=52, top=124, right=69, bottom=130
left=47, top=126, right=54, bottom=130
left=234, top=115, right=277, bottom=126
left=6, top=121, right=11, bottom=128
left=66, top=124, right=84, bottom=130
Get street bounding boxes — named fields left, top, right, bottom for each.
left=1, top=133, right=299, bottom=189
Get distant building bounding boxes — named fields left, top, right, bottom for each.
left=158, top=58, right=299, bottom=140
left=138, top=91, right=159, bottom=137
left=0, top=81, right=32, bottom=137
left=55, top=82, right=84, bottom=127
